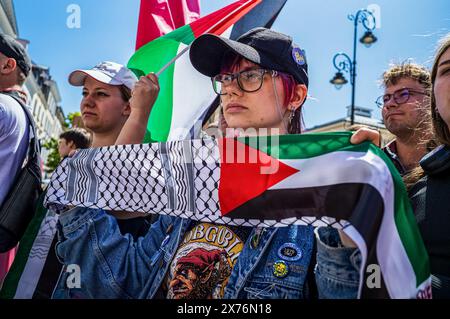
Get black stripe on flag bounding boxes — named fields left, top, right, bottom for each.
left=225, top=182, right=390, bottom=298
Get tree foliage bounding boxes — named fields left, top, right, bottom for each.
left=67, top=112, right=81, bottom=125
left=42, top=137, right=61, bottom=172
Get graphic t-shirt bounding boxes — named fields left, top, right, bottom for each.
left=163, top=222, right=251, bottom=299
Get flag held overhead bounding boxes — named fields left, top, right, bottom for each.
left=128, top=0, right=262, bottom=143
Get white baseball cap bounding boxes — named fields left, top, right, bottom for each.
left=68, top=61, right=138, bottom=90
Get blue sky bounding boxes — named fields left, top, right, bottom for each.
left=13, top=0, right=450, bottom=129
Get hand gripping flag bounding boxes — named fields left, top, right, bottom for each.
left=44, top=132, right=431, bottom=299
left=127, top=0, right=262, bottom=143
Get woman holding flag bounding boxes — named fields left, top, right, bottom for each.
left=51, top=28, right=367, bottom=299
left=0, top=61, right=159, bottom=298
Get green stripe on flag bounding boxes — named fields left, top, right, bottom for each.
left=358, top=141, right=430, bottom=288
left=385, top=155, right=430, bottom=286
left=127, top=25, right=196, bottom=142
left=361, top=142, right=430, bottom=287
left=238, top=132, right=370, bottom=159
left=0, top=194, right=47, bottom=299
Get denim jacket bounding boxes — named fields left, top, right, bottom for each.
left=52, top=207, right=359, bottom=299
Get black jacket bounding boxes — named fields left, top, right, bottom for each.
left=409, top=145, right=450, bottom=299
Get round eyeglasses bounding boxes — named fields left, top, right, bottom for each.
left=375, top=88, right=427, bottom=108
left=211, top=69, right=277, bottom=95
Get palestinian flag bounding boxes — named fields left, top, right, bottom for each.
left=127, top=0, right=262, bottom=142
left=44, top=132, right=431, bottom=298
left=219, top=133, right=431, bottom=299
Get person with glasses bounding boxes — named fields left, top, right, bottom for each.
left=338, top=34, right=450, bottom=299
left=375, top=63, right=434, bottom=176
left=51, top=28, right=377, bottom=299
left=338, top=64, right=434, bottom=265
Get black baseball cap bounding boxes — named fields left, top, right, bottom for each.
left=189, top=27, right=308, bottom=87
left=0, top=33, right=32, bottom=76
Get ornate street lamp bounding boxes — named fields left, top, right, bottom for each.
left=330, top=9, right=378, bottom=125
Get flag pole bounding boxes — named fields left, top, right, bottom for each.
left=155, top=0, right=258, bottom=77
left=155, top=46, right=190, bottom=77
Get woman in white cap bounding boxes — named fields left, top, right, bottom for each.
left=68, top=61, right=159, bottom=148
left=1, top=61, right=160, bottom=299
left=68, top=61, right=160, bottom=223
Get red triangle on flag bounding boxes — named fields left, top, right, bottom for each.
left=218, top=138, right=299, bottom=216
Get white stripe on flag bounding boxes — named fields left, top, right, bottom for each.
left=169, top=27, right=233, bottom=141
left=343, top=224, right=368, bottom=298
left=14, top=212, right=59, bottom=299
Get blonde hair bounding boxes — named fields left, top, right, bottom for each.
left=381, top=61, right=431, bottom=91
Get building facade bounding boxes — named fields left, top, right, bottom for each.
left=22, top=64, right=65, bottom=163
left=1, top=0, right=66, bottom=168
left=306, top=106, right=394, bottom=147
left=0, top=0, right=17, bottom=36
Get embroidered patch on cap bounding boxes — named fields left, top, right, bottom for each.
left=292, top=46, right=306, bottom=66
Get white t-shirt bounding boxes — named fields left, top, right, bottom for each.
left=0, top=93, right=30, bottom=206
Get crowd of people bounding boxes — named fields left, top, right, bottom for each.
left=0, top=25, right=449, bottom=299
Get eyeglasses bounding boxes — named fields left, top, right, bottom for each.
left=211, top=68, right=277, bottom=95
left=375, top=88, right=427, bottom=108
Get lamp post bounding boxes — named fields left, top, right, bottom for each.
left=330, top=9, right=378, bottom=125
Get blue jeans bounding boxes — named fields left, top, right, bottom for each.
left=314, top=227, right=361, bottom=299
left=53, top=207, right=361, bottom=299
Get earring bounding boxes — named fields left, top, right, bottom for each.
left=289, top=108, right=295, bottom=123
